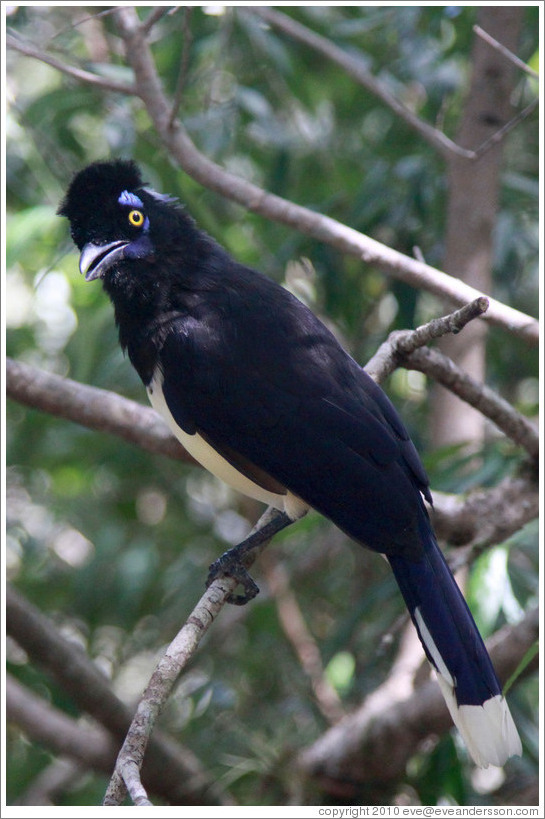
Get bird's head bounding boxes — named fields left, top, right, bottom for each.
left=58, top=160, right=183, bottom=283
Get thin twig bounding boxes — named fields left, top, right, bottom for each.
left=140, top=6, right=175, bottom=36
left=364, top=297, right=490, bottom=380
left=473, top=24, right=539, bottom=78
left=472, top=98, right=539, bottom=160
left=6, top=34, right=136, bottom=95
left=247, top=6, right=473, bottom=161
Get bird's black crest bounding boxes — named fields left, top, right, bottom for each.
left=57, top=159, right=145, bottom=222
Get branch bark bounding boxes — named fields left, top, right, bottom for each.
left=402, top=345, right=538, bottom=458
left=5, top=357, right=193, bottom=464
left=7, top=674, right=119, bottom=774
left=431, top=474, right=538, bottom=553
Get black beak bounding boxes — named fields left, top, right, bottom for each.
left=79, top=240, right=129, bottom=281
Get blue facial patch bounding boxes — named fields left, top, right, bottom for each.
left=118, top=190, right=144, bottom=208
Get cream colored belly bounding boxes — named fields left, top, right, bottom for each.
left=147, top=373, right=308, bottom=520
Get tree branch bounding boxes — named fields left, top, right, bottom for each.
left=431, top=474, right=538, bottom=551
left=364, top=299, right=538, bottom=459
left=473, top=24, right=539, bottom=78
left=400, top=345, right=539, bottom=458
left=5, top=357, right=193, bottom=464
left=140, top=6, right=175, bottom=36
left=298, top=607, right=538, bottom=789
left=247, top=6, right=472, bottom=160
left=364, top=297, right=490, bottom=379
left=7, top=674, right=119, bottom=774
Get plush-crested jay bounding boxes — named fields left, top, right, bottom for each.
left=58, top=160, right=522, bottom=768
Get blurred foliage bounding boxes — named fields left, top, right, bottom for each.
left=5, top=4, right=539, bottom=808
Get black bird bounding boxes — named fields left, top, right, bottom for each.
left=59, top=160, right=521, bottom=768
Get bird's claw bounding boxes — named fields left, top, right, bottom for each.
left=206, top=552, right=260, bottom=605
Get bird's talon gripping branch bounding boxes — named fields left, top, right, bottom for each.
left=206, top=510, right=293, bottom=604
left=206, top=551, right=260, bottom=605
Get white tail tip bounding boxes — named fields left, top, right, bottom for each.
left=435, top=674, right=522, bottom=768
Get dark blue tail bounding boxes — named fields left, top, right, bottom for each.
left=388, top=515, right=521, bottom=767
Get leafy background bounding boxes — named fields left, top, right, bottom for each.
left=5, top=4, right=539, bottom=807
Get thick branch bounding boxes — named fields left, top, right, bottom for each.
left=108, top=6, right=537, bottom=347
left=364, top=300, right=538, bottom=459
left=299, top=607, right=538, bottom=787
left=6, top=357, right=192, bottom=464
left=404, top=345, right=538, bottom=458
left=431, top=474, right=539, bottom=567
left=7, top=675, right=119, bottom=773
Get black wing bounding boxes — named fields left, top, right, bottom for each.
left=157, top=265, right=431, bottom=558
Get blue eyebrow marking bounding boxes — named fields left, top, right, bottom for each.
left=118, top=190, right=144, bottom=208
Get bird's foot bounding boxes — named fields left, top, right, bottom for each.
left=207, top=549, right=260, bottom=605
left=206, top=509, right=293, bottom=605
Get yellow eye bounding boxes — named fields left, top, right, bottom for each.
left=128, top=209, right=144, bottom=227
